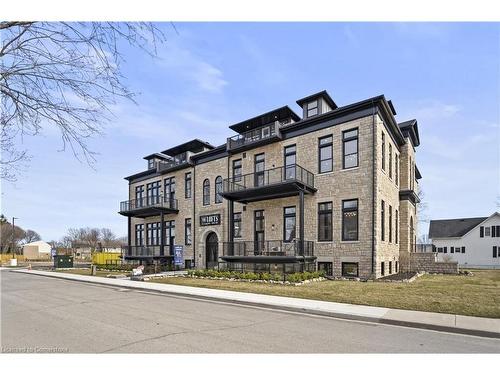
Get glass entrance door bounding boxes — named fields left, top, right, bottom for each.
left=254, top=153, right=265, bottom=187
left=284, top=145, right=296, bottom=180
left=254, top=210, right=265, bottom=255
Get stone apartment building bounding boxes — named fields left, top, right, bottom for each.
left=119, top=91, right=421, bottom=279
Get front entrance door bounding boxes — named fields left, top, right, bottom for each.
left=205, top=232, right=218, bottom=269
left=254, top=210, right=265, bottom=255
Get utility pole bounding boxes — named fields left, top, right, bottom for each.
left=11, top=217, right=19, bottom=259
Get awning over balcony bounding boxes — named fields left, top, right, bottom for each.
left=221, top=164, right=316, bottom=204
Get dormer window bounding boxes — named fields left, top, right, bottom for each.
left=148, top=159, right=156, bottom=170
left=306, top=100, right=319, bottom=118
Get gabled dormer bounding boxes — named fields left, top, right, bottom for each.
left=296, top=90, right=337, bottom=119
left=143, top=153, right=169, bottom=171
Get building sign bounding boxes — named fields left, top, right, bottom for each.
left=174, top=245, right=184, bottom=267
left=51, top=248, right=57, bottom=257
left=200, top=214, right=221, bottom=226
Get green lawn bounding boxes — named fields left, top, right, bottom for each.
left=149, top=269, right=500, bottom=318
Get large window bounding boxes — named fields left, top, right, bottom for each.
left=233, top=212, right=242, bottom=238
left=254, top=153, right=265, bottom=187
left=146, top=181, right=160, bottom=204
left=493, top=246, right=497, bottom=258
left=185, top=172, right=192, bottom=198
left=135, top=224, right=144, bottom=246
left=342, top=262, right=359, bottom=277
left=381, top=200, right=385, bottom=241
left=135, top=185, right=144, bottom=207
left=389, top=205, right=392, bottom=243
left=146, top=222, right=160, bottom=246
left=389, top=144, right=393, bottom=179
left=185, top=218, right=192, bottom=245
left=215, top=176, right=223, bottom=203
left=283, top=206, right=296, bottom=242
left=318, top=202, right=333, bottom=241
left=164, top=176, right=175, bottom=201
left=381, top=132, right=386, bottom=171
left=284, top=144, right=296, bottom=179
left=318, top=135, right=333, bottom=173
left=342, top=199, right=358, bottom=241
left=233, top=159, right=242, bottom=182
left=306, top=100, right=318, bottom=117
left=203, top=179, right=210, bottom=206
left=395, top=209, right=399, bottom=244
left=342, top=128, right=358, bottom=169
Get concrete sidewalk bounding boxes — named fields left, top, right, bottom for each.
left=11, top=268, right=500, bottom=339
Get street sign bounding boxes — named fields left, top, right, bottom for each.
left=174, top=245, right=184, bottom=267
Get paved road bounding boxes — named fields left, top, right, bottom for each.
left=1, top=271, right=499, bottom=353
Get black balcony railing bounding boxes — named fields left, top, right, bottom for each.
left=119, top=195, right=178, bottom=213
left=123, top=246, right=163, bottom=257
left=223, top=164, right=314, bottom=194
left=227, top=121, right=283, bottom=151
left=157, top=152, right=190, bottom=172
left=222, top=240, right=314, bottom=257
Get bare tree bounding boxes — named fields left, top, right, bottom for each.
left=417, top=187, right=428, bottom=224
left=1, top=22, right=166, bottom=181
left=100, top=228, right=116, bottom=248
left=23, top=229, right=41, bottom=243
left=0, top=221, right=25, bottom=252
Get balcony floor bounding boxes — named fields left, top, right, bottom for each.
left=220, top=255, right=317, bottom=264
left=221, top=181, right=316, bottom=204
left=119, top=206, right=179, bottom=218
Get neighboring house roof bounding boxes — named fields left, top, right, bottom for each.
left=429, top=215, right=494, bottom=238
left=22, top=241, right=51, bottom=253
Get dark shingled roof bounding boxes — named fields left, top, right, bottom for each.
left=428, top=217, right=487, bottom=238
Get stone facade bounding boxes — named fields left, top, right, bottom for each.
left=120, top=92, right=422, bottom=279
left=407, top=253, right=459, bottom=274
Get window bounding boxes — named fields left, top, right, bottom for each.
left=318, top=202, right=333, bottom=241
left=233, top=212, right=242, bottom=238
left=381, top=132, right=386, bottom=171
left=148, top=159, right=155, bottom=170
left=381, top=200, right=385, bottom=241
left=381, top=262, right=385, bottom=276
left=135, top=224, right=144, bottom=246
left=342, top=128, right=358, bottom=169
left=146, top=222, right=160, bottom=246
left=135, top=185, right=144, bottom=207
left=283, top=206, right=296, bottom=242
left=395, top=261, right=398, bottom=273
left=203, top=179, right=210, bottom=205
left=389, top=205, right=392, bottom=243
left=437, top=247, right=443, bottom=253
left=395, top=154, right=399, bottom=185
left=306, top=100, right=318, bottom=117
left=395, top=209, right=399, bottom=244
left=443, top=246, right=448, bottom=253
left=462, top=246, right=466, bottom=254
left=451, top=247, right=454, bottom=253
left=185, top=219, right=192, bottom=245
left=342, top=262, right=359, bottom=277
left=389, top=261, right=392, bottom=274
left=164, top=177, right=175, bottom=202
left=164, top=220, right=175, bottom=250
left=342, top=199, right=358, bottom=241
left=254, top=153, right=265, bottom=187
left=185, top=172, right=192, bottom=198
left=146, top=181, right=160, bottom=205
left=318, top=262, right=333, bottom=276
left=494, top=246, right=497, bottom=258
left=389, top=144, right=393, bottom=178
left=284, top=145, right=297, bottom=179
left=215, top=176, right=223, bottom=203
left=492, top=226, right=496, bottom=238
left=232, top=159, right=242, bottom=182
left=485, top=227, right=491, bottom=236
left=480, top=226, right=484, bottom=237
left=318, top=135, right=333, bottom=173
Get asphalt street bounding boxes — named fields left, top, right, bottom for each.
left=1, top=270, right=499, bottom=353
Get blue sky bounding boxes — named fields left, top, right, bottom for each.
left=2, top=22, right=499, bottom=241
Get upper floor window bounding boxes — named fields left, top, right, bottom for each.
left=306, top=100, right=318, bottom=118
left=233, top=159, right=242, bottom=182
left=342, top=128, right=358, bottom=169
left=146, top=181, right=160, bottom=204
left=185, top=172, right=192, bottom=198
left=233, top=212, right=242, bottom=238
left=283, top=206, right=296, bottom=242
left=203, top=179, right=210, bottom=206
left=485, top=227, right=491, bottom=236
left=381, top=132, right=386, bottom=171
left=318, top=135, right=333, bottom=173
left=318, top=202, right=333, bottom=241
left=135, top=185, right=144, bottom=205
left=389, top=144, right=393, bottom=179
left=395, top=154, right=399, bottom=186
left=395, top=209, right=399, bottom=244
left=381, top=200, right=386, bottom=241
left=389, top=205, right=392, bottom=243
left=148, top=159, right=156, bottom=170
left=215, top=176, right=223, bottom=203
left=185, top=218, right=192, bottom=245
left=164, top=177, right=175, bottom=201
left=342, top=199, right=358, bottom=241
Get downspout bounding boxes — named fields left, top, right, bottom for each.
left=192, top=164, right=197, bottom=268
left=371, top=101, right=376, bottom=278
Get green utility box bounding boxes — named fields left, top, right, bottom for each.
left=54, top=255, right=74, bottom=268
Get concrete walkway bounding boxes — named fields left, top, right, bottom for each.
left=10, top=268, right=500, bottom=339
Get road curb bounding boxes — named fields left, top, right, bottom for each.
left=11, top=269, right=500, bottom=339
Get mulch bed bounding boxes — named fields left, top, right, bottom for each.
left=377, top=272, right=419, bottom=282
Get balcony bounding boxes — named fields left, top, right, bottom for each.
left=122, top=246, right=172, bottom=259
left=221, top=240, right=315, bottom=264
left=227, top=121, right=286, bottom=152
left=221, top=164, right=316, bottom=203
left=119, top=195, right=178, bottom=218
left=156, top=152, right=192, bottom=173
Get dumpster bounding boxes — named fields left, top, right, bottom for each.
left=54, top=255, right=74, bottom=268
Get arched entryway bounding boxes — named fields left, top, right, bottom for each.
left=205, top=232, right=219, bottom=269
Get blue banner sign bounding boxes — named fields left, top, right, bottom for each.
left=174, top=245, right=184, bottom=267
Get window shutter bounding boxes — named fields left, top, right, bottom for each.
left=461, top=246, right=465, bottom=253
left=492, top=226, right=496, bottom=237
left=443, top=246, right=447, bottom=253
left=451, top=247, right=454, bottom=253
left=480, top=226, right=484, bottom=237
left=494, top=246, right=497, bottom=258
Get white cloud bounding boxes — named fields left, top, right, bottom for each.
left=413, top=101, right=461, bottom=120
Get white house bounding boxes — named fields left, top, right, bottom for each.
left=22, top=241, right=52, bottom=260
left=428, top=212, right=500, bottom=268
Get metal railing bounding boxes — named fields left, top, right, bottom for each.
left=123, top=246, right=162, bottom=257
left=227, top=121, right=283, bottom=150
left=223, top=164, right=315, bottom=193
left=157, top=152, right=190, bottom=172
left=119, top=195, right=178, bottom=212
left=222, top=240, right=314, bottom=257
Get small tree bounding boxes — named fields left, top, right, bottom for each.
left=23, top=229, right=41, bottom=244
